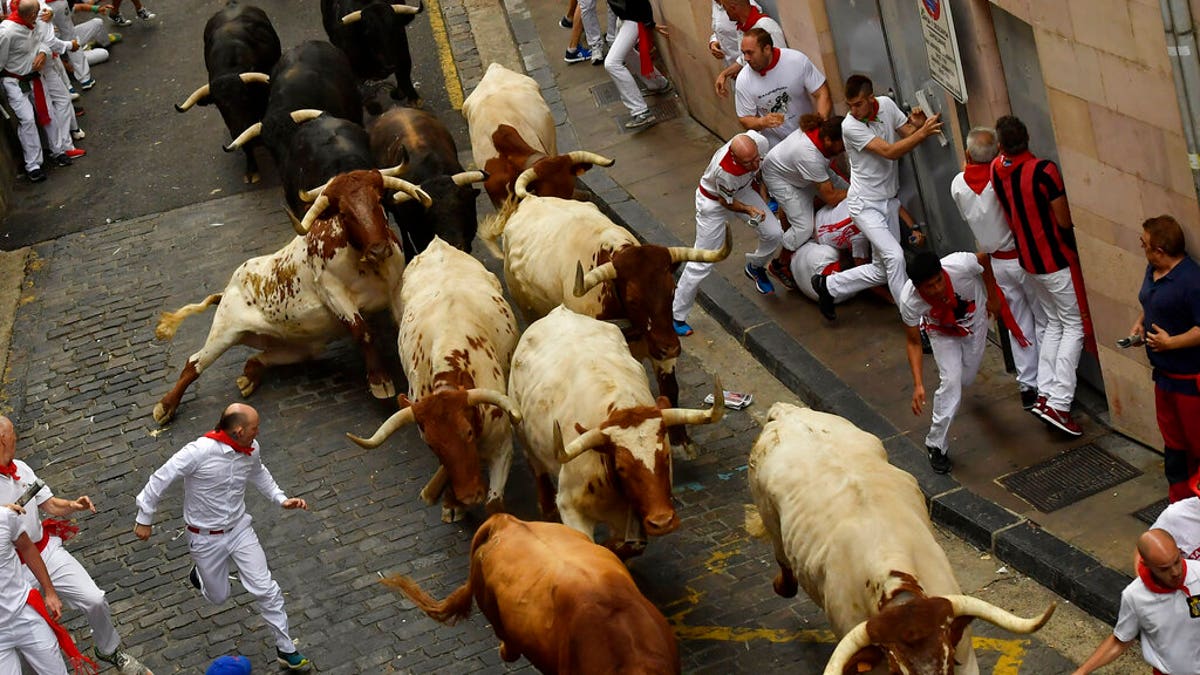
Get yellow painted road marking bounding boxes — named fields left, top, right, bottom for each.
left=425, top=0, right=464, bottom=110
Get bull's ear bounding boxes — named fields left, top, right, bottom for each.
left=843, top=645, right=884, bottom=675
left=655, top=395, right=671, bottom=410
left=573, top=422, right=587, bottom=435
left=948, top=615, right=975, bottom=654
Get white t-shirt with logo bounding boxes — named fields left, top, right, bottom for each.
left=1153, top=497, right=1200, bottom=561
left=843, top=95, right=908, bottom=204
left=735, top=48, right=826, bottom=149
left=899, top=252, right=986, bottom=331
left=1113, top=561, right=1200, bottom=674
left=950, top=172, right=1015, bottom=254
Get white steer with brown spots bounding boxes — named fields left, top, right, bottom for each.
left=509, top=306, right=723, bottom=559
left=347, top=237, right=522, bottom=522
left=746, top=403, right=1055, bottom=675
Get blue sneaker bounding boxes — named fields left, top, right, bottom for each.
left=564, top=46, right=592, bottom=64
left=745, top=263, right=774, bottom=294
left=672, top=320, right=693, bottom=336
left=277, top=649, right=311, bottom=671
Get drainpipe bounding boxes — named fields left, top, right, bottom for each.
left=1162, top=0, right=1200, bottom=195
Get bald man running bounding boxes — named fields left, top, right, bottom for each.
left=134, top=404, right=312, bottom=671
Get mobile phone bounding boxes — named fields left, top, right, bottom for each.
left=1116, top=334, right=1145, bottom=349
left=15, top=479, right=46, bottom=507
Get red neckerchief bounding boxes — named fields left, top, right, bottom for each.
left=0, top=461, right=18, bottom=480
left=4, top=7, right=33, bottom=29
left=718, top=150, right=751, bottom=177
left=917, top=271, right=970, bottom=337
left=203, top=430, right=254, bottom=456
left=735, top=5, right=766, bottom=32
left=754, top=47, right=781, bottom=76
left=26, top=589, right=98, bottom=674
left=1137, top=556, right=1191, bottom=596
left=862, top=98, right=879, bottom=123
left=804, top=128, right=827, bottom=156
left=962, top=162, right=991, bottom=195
left=637, top=23, right=654, bottom=77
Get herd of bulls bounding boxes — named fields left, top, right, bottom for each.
left=147, top=3, right=1058, bottom=672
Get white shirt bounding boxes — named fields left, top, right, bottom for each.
left=699, top=130, right=768, bottom=202
left=814, top=200, right=858, bottom=250
left=1153, top=497, right=1200, bottom=561
left=735, top=48, right=825, bottom=149
left=761, top=129, right=831, bottom=192
left=899, top=252, right=987, bottom=331
left=1113, top=561, right=1200, bottom=674
left=0, top=460, right=53, bottom=543
left=709, top=0, right=761, bottom=68
left=0, top=509, right=32, bottom=622
left=135, top=436, right=288, bottom=531
left=790, top=241, right=840, bottom=302
left=843, top=96, right=908, bottom=203
left=950, top=171, right=1015, bottom=254
left=0, top=15, right=49, bottom=76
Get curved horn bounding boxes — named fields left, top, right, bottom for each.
left=222, top=121, right=261, bottom=151
left=565, top=150, right=615, bottom=168
left=295, top=195, right=330, bottom=235
left=822, top=622, right=872, bottom=675
left=238, top=72, right=271, bottom=85
left=340, top=9, right=363, bottom=23
left=299, top=177, right=334, bottom=204
left=668, top=226, right=733, bottom=264
left=383, top=176, right=433, bottom=207
left=554, top=421, right=608, bottom=464
left=346, top=406, right=416, bottom=448
left=660, top=377, right=725, bottom=427
left=379, top=147, right=410, bottom=177
left=450, top=170, right=488, bottom=186
left=514, top=166, right=539, bottom=200
left=289, top=108, right=324, bottom=124
left=574, top=261, right=617, bottom=298
left=174, top=83, right=210, bottom=112
left=391, top=3, right=420, bottom=14
left=946, top=596, right=1056, bottom=634
left=465, top=389, right=522, bottom=423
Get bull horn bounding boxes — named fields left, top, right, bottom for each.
left=668, top=226, right=733, bottom=264
left=391, top=3, right=420, bottom=14
left=238, top=72, right=271, bottom=85
left=660, top=377, right=725, bottom=427
left=565, top=150, right=615, bottom=168
left=574, top=261, right=617, bottom=298
left=295, top=194, right=330, bottom=235
left=340, top=9, right=363, bottom=23
left=822, top=622, right=872, bottom=675
left=946, top=596, right=1056, bottom=633
left=298, top=179, right=333, bottom=204
left=450, top=170, right=488, bottom=186
left=554, top=421, right=608, bottom=464
left=383, top=176, right=433, bottom=207
left=379, top=148, right=409, bottom=177
left=174, top=83, right=210, bottom=112
left=346, top=406, right=417, bottom=448
left=465, top=389, right=522, bottom=423
left=514, top=166, right=539, bottom=200
left=222, top=121, right=261, bottom=151
left=289, top=108, right=324, bottom=124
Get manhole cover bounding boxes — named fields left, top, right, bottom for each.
left=590, top=81, right=620, bottom=107
left=998, top=444, right=1142, bottom=513
left=614, top=100, right=681, bottom=134
left=1133, top=498, right=1170, bottom=525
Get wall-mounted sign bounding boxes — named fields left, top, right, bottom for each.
left=917, top=0, right=968, bottom=103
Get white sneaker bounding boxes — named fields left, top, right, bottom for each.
left=71, top=128, right=85, bottom=140
left=69, top=87, right=79, bottom=101
left=136, top=7, right=155, bottom=20
left=624, top=111, right=656, bottom=129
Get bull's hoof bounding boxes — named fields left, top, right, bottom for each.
left=152, top=402, right=174, bottom=425
left=773, top=571, right=798, bottom=598
left=673, top=440, right=699, bottom=461
left=441, top=504, right=466, bottom=523
left=370, top=379, right=396, bottom=399
left=498, top=641, right=520, bottom=663
left=243, top=172, right=260, bottom=185
left=235, top=376, right=258, bottom=398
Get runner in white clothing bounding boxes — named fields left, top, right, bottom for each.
left=733, top=29, right=830, bottom=149
left=812, top=74, right=942, bottom=321
left=1153, top=497, right=1200, bottom=562
left=0, top=506, right=72, bottom=675
left=134, top=403, right=312, bottom=671
left=706, top=0, right=760, bottom=67
left=712, top=0, right=785, bottom=97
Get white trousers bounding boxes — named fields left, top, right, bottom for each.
left=926, top=318, right=989, bottom=453
left=1029, top=266, right=1083, bottom=410
left=22, top=539, right=119, bottom=654
left=47, top=58, right=78, bottom=135
left=75, top=18, right=109, bottom=69
left=604, top=19, right=667, bottom=117
left=825, top=197, right=906, bottom=303
left=0, top=605, right=68, bottom=675
left=188, top=515, right=295, bottom=653
left=991, top=254, right=1044, bottom=390
left=672, top=187, right=781, bottom=322
left=764, top=175, right=815, bottom=251
left=40, top=59, right=74, bottom=156
left=578, top=0, right=605, bottom=55
left=46, top=0, right=90, bottom=83
left=2, top=78, right=46, bottom=171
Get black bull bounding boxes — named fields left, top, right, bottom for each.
left=322, top=0, right=424, bottom=106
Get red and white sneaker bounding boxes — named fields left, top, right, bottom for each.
left=1031, top=395, right=1048, bottom=419
left=1041, top=406, right=1083, bottom=436
left=64, top=148, right=86, bottom=159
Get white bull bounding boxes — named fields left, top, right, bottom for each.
left=746, top=403, right=1054, bottom=675
left=348, top=238, right=521, bottom=522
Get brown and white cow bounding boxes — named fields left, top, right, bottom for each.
left=385, top=513, right=680, bottom=674
left=479, top=185, right=730, bottom=458
left=745, top=403, right=1054, bottom=675
left=346, top=237, right=521, bottom=522
left=152, top=169, right=429, bottom=424
left=462, top=62, right=614, bottom=206
left=509, top=306, right=722, bottom=558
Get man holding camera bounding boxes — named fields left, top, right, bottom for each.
left=1132, top=215, right=1200, bottom=502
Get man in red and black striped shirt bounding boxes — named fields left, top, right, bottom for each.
left=991, top=115, right=1085, bottom=436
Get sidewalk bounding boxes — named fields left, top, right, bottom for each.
left=474, top=0, right=1160, bottom=624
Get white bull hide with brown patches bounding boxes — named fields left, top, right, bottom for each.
left=462, top=62, right=555, bottom=174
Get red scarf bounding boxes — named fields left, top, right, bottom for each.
left=962, top=162, right=991, bottom=195
left=918, top=271, right=970, bottom=337
left=861, top=98, right=880, bottom=123
left=26, top=589, right=98, bottom=674
left=987, top=276, right=1031, bottom=348
left=204, top=430, right=254, bottom=456
left=735, top=5, right=766, bottom=32
left=637, top=23, right=654, bottom=77
left=804, top=127, right=826, bottom=156
left=1137, top=556, right=1190, bottom=596
left=753, top=47, right=781, bottom=76
left=0, top=461, right=18, bottom=480
left=718, top=149, right=751, bottom=176
left=3, top=10, right=49, bottom=126
left=5, top=7, right=32, bottom=29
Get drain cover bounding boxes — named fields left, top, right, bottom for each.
left=1133, top=498, right=1170, bottom=525
left=590, top=81, right=620, bottom=107
left=998, top=444, right=1142, bottom=513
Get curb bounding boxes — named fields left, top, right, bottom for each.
left=448, top=0, right=1132, bottom=626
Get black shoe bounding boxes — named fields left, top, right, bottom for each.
left=558, top=15, right=572, bottom=28
left=811, top=274, right=836, bottom=320
left=1020, top=387, right=1038, bottom=411
left=927, top=446, right=952, bottom=474
left=51, top=154, right=71, bottom=167
left=188, top=565, right=202, bottom=591
left=27, top=167, right=46, bottom=183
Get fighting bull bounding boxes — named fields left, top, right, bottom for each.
left=175, top=3, right=280, bottom=184
left=462, top=63, right=614, bottom=206
left=508, top=306, right=723, bottom=558
left=384, top=513, right=680, bottom=674
left=347, top=238, right=521, bottom=523
left=152, top=169, right=430, bottom=424
left=369, top=107, right=487, bottom=258
left=479, top=188, right=731, bottom=457
left=745, top=403, right=1055, bottom=675
left=321, top=0, right=422, bottom=106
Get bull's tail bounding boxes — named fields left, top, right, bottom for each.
left=476, top=194, right=521, bottom=258
left=744, top=504, right=768, bottom=539
left=381, top=575, right=474, bottom=625
left=155, top=294, right=222, bottom=341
